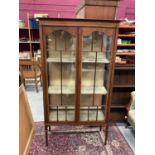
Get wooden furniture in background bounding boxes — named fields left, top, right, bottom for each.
left=76, top=0, right=119, bottom=20
left=19, top=58, right=41, bottom=92
left=39, top=18, right=119, bottom=145
left=125, top=91, right=135, bottom=129
left=19, top=13, right=40, bottom=59
left=19, top=84, right=35, bottom=155
left=110, top=25, right=135, bottom=121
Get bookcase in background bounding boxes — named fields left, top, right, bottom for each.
left=110, top=25, right=135, bottom=121
left=19, top=14, right=40, bottom=59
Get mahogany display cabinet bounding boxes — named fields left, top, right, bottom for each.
left=39, top=18, right=119, bottom=145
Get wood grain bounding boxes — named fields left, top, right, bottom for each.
left=19, top=84, right=35, bottom=155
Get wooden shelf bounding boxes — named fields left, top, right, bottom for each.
left=115, top=64, right=135, bottom=70
left=19, top=41, right=30, bottom=44
left=117, top=44, right=135, bottom=47
left=118, top=34, right=135, bottom=37
left=48, top=86, right=107, bottom=95
left=119, top=26, right=135, bottom=29
left=19, top=27, right=39, bottom=30
left=110, top=105, right=126, bottom=109
left=116, top=52, right=135, bottom=56
left=19, top=41, right=40, bottom=44
left=30, top=28, right=39, bottom=30
left=19, top=27, right=29, bottom=30
left=19, top=58, right=31, bottom=60
left=115, top=64, right=135, bottom=67
left=115, top=61, right=127, bottom=64
left=113, top=85, right=135, bottom=88
left=31, top=41, right=40, bottom=44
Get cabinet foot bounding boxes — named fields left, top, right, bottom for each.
left=45, top=126, right=48, bottom=146
left=99, top=126, right=102, bottom=131
left=49, top=126, right=51, bottom=131
left=104, top=124, right=108, bottom=145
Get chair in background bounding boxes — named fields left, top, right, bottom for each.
left=19, top=58, right=41, bottom=92
left=125, top=91, right=135, bottom=129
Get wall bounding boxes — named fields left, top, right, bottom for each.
left=19, top=0, right=79, bottom=26
left=117, top=0, right=135, bottom=20
left=19, top=0, right=135, bottom=25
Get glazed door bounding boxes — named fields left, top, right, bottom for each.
left=44, top=27, right=78, bottom=122
left=79, top=28, right=114, bottom=122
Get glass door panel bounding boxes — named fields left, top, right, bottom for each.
left=80, top=29, right=112, bottom=122
left=46, top=29, right=77, bottom=122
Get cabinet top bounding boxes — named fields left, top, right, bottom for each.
left=39, top=18, right=120, bottom=23
left=39, top=18, right=120, bottom=28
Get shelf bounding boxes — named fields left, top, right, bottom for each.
left=116, top=52, right=135, bottom=56
left=48, top=86, right=107, bottom=94
left=82, top=86, right=107, bottom=94
left=119, top=26, right=135, bottom=29
left=19, top=41, right=40, bottom=44
left=47, top=57, right=109, bottom=63
left=19, top=27, right=39, bottom=30
left=19, top=41, right=30, bottom=44
left=110, top=105, right=126, bottom=109
left=115, top=61, right=127, bottom=64
left=115, top=64, right=135, bottom=67
left=115, top=64, right=135, bottom=70
left=118, top=34, right=135, bottom=37
left=47, top=57, right=75, bottom=63
left=113, top=85, right=135, bottom=88
left=117, top=44, right=135, bottom=47
left=30, top=28, right=39, bottom=30
left=31, top=41, right=40, bottom=44
left=19, top=27, right=29, bottom=30
left=82, top=58, right=109, bottom=63
left=48, top=86, right=75, bottom=94
left=19, top=58, right=31, bottom=60
left=49, top=106, right=105, bottom=121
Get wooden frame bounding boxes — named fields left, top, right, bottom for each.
left=39, top=18, right=119, bottom=146
left=19, top=84, right=35, bottom=155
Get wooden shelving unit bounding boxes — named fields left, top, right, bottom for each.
left=19, top=14, right=40, bottom=59
left=110, top=24, right=135, bottom=121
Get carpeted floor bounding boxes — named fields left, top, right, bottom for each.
left=29, top=122, right=134, bottom=155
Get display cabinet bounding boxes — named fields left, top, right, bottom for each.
left=39, top=18, right=119, bottom=145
